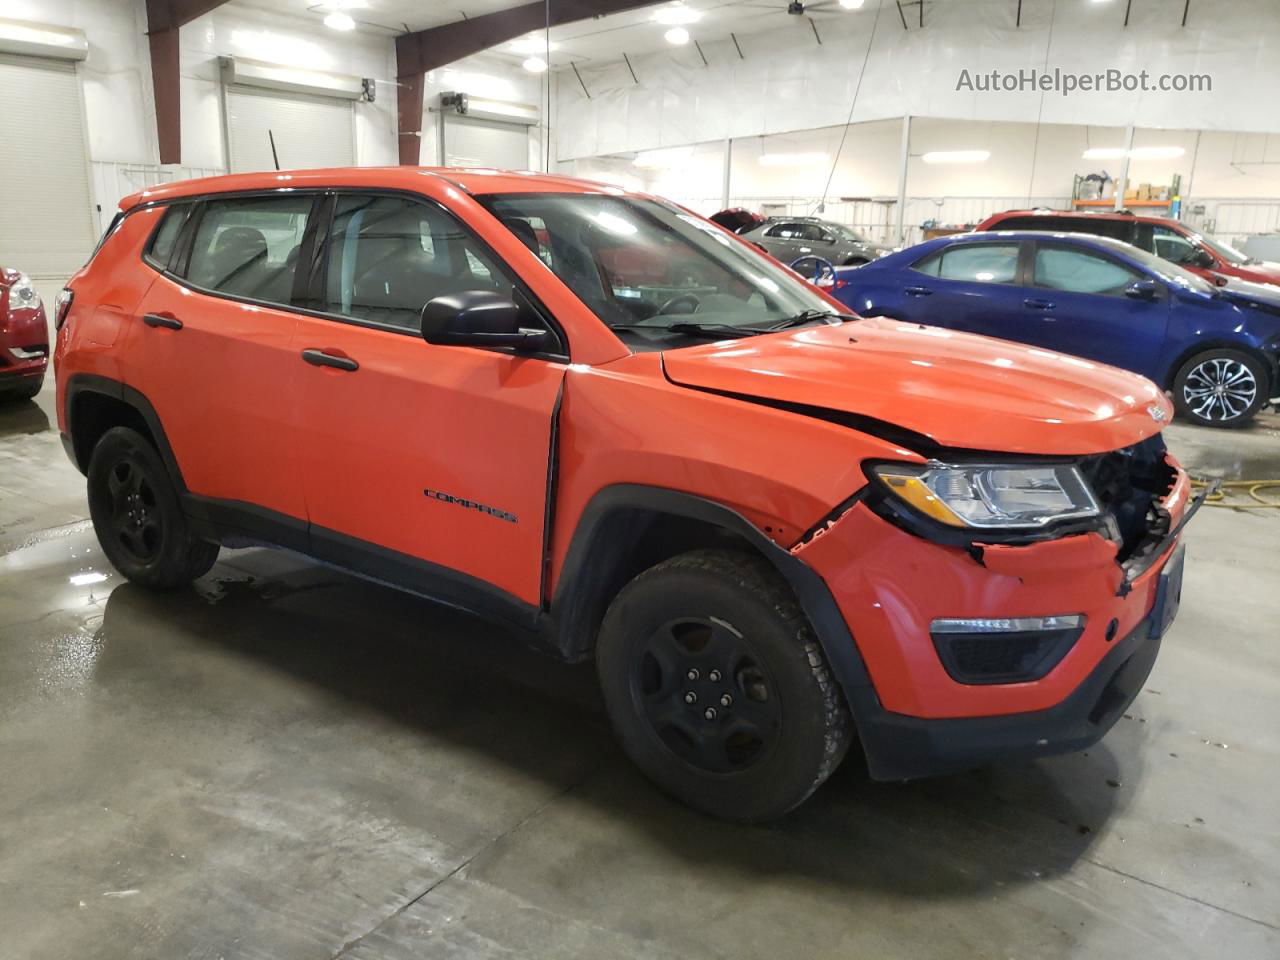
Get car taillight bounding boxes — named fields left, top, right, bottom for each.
left=54, top=288, right=74, bottom=330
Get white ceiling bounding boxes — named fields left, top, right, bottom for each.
left=228, top=0, right=879, bottom=70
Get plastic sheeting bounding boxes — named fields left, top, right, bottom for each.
left=553, top=0, right=1280, bottom=162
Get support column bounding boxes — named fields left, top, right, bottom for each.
left=397, top=71, right=425, bottom=166
left=720, top=137, right=733, bottom=210
left=148, top=27, right=181, bottom=165
left=1114, top=123, right=1136, bottom=211
left=895, top=114, right=911, bottom=245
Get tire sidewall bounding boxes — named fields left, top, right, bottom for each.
left=87, top=427, right=194, bottom=585
left=597, top=555, right=842, bottom=822
left=1173, top=348, right=1268, bottom=428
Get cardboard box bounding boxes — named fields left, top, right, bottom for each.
left=1137, top=183, right=1153, bottom=201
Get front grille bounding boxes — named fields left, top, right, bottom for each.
left=1077, top=434, right=1177, bottom=563
left=932, top=625, right=1083, bottom=685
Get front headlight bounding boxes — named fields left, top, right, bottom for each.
left=6, top=273, right=41, bottom=314
left=870, top=461, right=1100, bottom=529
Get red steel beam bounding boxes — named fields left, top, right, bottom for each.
left=395, top=0, right=659, bottom=164
left=145, top=0, right=232, bottom=164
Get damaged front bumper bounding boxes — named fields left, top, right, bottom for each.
left=790, top=458, right=1203, bottom=781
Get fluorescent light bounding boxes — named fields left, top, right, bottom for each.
left=921, top=150, right=990, bottom=165
left=69, top=572, right=108, bottom=586
left=522, top=56, right=548, bottom=73
left=324, top=10, right=355, bottom=30
left=664, top=26, right=690, bottom=44
left=509, top=33, right=558, bottom=55
left=839, top=0, right=866, bottom=7
left=654, top=3, right=702, bottom=25
left=759, top=152, right=829, bottom=166
left=633, top=146, right=693, bottom=168
left=1129, top=146, right=1186, bottom=159
left=1082, top=146, right=1185, bottom=160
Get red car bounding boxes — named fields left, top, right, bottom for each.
left=55, top=168, right=1198, bottom=821
left=976, top=209, right=1280, bottom=288
left=1, top=268, right=49, bottom=401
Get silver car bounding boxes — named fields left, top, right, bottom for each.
left=741, top=217, right=891, bottom=274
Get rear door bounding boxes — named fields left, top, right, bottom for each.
left=1022, top=240, right=1170, bottom=377
left=760, top=222, right=805, bottom=264
left=899, top=241, right=1028, bottom=340
left=123, top=192, right=316, bottom=526
left=290, top=191, right=566, bottom=609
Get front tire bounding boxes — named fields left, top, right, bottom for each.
left=1172, top=349, right=1268, bottom=427
left=87, top=426, right=219, bottom=588
left=596, top=549, right=852, bottom=822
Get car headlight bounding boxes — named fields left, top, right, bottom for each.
left=870, top=461, right=1100, bottom=529
left=6, top=273, right=41, bottom=314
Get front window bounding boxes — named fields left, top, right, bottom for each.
left=1105, top=242, right=1216, bottom=294
left=478, top=193, right=849, bottom=344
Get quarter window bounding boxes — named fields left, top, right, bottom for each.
left=1033, top=246, right=1140, bottom=295
left=321, top=194, right=519, bottom=332
left=915, top=243, right=1020, bottom=283
left=145, top=204, right=189, bottom=270
left=186, top=195, right=312, bottom=305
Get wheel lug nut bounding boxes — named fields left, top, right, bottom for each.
left=720, top=693, right=733, bottom=707
left=686, top=668, right=699, bottom=681
left=684, top=691, right=697, bottom=704
left=703, top=707, right=717, bottom=721
left=708, top=669, right=722, bottom=682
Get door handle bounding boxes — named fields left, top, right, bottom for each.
left=143, top=313, right=183, bottom=330
left=904, top=286, right=933, bottom=296
left=1023, top=298, right=1056, bottom=310
left=301, top=348, right=359, bottom=372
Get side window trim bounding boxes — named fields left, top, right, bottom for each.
left=305, top=189, right=569, bottom=360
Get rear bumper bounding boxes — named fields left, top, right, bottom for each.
left=851, top=604, right=1164, bottom=780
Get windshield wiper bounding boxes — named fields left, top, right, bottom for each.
left=609, top=321, right=759, bottom=339
left=762, top=309, right=849, bottom=331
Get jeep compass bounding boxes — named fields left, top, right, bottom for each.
left=54, top=168, right=1200, bottom=821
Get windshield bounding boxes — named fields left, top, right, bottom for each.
left=1195, top=233, right=1254, bottom=266
left=477, top=193, right=850, bottom=343
left=1119, top=243, right=1217, bottom=293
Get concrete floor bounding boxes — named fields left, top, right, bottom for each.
left=2, top=375, right=1279, bottom=959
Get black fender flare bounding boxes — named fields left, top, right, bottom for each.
left=63, top=374, right=188, bottom=490
left=547, top=484, right=876, bottom=705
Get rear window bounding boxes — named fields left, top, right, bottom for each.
left=185, top=195, right=312, bottom=305
left=991, top=214, right=1135, bottom=243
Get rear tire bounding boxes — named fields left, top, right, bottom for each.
left=1172, top=348, right=1268, bottom=428
left=596, top=549, right=852, bottom=822
left=87, top=426, right=219, bottom=588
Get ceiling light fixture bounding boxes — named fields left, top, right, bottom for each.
left=653, top=3, right=702, bottom=25
left=1082, top=147, right=1127, bottom=159
left=664, top=26, right=690, bottom=44
left=838, top=0, right=866, bottom=8
left=324, top=10, right=355, bottom=30
left=509, top=33, right=558, bottom=55
left=921, top=150, right=990, bottom=164
left=522, top=56, right=548, bottom=73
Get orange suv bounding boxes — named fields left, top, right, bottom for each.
left=55, top=168, right=1201, bottom=821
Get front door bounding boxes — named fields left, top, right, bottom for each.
left=291, top=192, right=566, bottom=609
left=1021, top=241, right=1170, bottom=379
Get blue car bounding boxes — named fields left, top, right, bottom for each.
left=829, top=231, right=1280, bottom=427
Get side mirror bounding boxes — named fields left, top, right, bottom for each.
left=1124, top=279, right=1160, bottom=300
left=1189, top=248, right=1216, bottom=269
left=421, top=290, right=549, bottom=352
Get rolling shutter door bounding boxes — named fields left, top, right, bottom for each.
left=0, top=54, right=95, bottom=278
left=443, top=114, right=530, bottom=170
left=225, top=86, right=354, bottom=173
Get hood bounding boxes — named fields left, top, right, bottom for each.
left=1236, top=260, right=1280, bottom=283
left=662, top=318, right=1170, bottom=456
left=1219, top=277, right=1280, bottom=312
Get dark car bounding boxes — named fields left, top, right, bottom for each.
left=831, top=231, right=1280, bottom=427
left=740, top=217, right=890, bottom=273
left=1, top=267, right=49, bottom=401
left=976, top=209, right=1280, bottom=289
